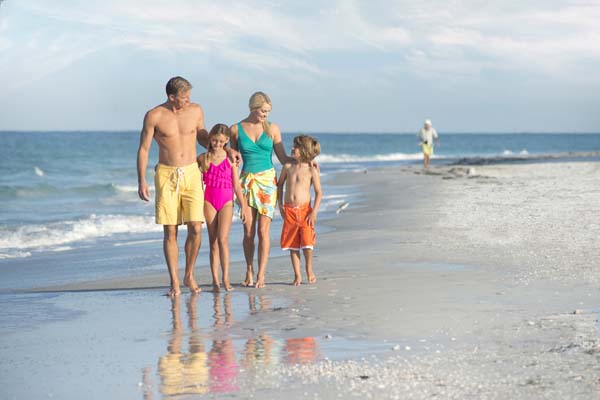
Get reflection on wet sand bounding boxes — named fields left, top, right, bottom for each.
left=285, top=337, right=318, bottom=364
left=209, top=292, right=239, bottom=393
left=147, top=291, right=319, bottom=398
left=243, top=293, right=276, bottom=368
left=158, top=294, right=208, bottom=397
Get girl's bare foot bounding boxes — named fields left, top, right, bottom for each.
left=308, top=274, right=317, bottom=284
left=255, top=274, right=265, bottom=289
left=212, top=283, right=221, bottom=292
left=166, top=286, right=181, bottom=297
left=223, top=280, right=234, bottom=291
left=183, top=276, right=201, bottom=293
left=292, top=277, right=302, bottom=286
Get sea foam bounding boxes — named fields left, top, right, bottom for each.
left=0, top=214, right=161, bottom=258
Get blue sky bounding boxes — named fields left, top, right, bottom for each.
left=1, top=0, right=599, bottom=132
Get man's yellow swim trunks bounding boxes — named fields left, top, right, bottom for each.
left=154, top=163, right=204, bottom=225
left=421, top=142, right=434, bottom=156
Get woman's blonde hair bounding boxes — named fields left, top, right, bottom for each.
left=293, top=135, right=321, bottom=163
left=249, top=91, right=273, bottom=138
left=200, top=123, right=230, bottom=172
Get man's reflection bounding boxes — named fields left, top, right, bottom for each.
left=157, top=293, right=208, bottom=397
left=209, top=292, right=239, bottom=393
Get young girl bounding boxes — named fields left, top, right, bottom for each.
left=198, top=124, right=248, bottom=291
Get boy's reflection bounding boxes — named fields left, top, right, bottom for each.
left=157, top=293, right=208, bottom=397
left=209, top=292, right=239, bottom=393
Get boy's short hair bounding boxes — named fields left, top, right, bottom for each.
left=293, top=135, right=321, bottom=163
left=166, top=76, right=192, bottom=96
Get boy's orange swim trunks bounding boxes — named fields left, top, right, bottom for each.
left=280, top=204, right=315, bottom=251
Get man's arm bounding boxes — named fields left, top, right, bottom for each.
left=308, top=168, right=322, bottom=226
left=137, top=111, right=156, bottom=201
left=195, top=105, right=209, bottom=149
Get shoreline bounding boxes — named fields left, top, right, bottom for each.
left=3, top=159, right=600, bottom=399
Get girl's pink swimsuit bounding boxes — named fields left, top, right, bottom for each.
left=203, top=158, right=234, bottom=211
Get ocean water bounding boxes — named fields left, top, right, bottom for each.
left=0, top=131, right=598, bottom=289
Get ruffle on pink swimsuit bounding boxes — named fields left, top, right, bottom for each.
left=203, top=159, right=234, bottom=212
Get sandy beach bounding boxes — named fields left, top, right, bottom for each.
left=3, top=160, right=600, bottom=399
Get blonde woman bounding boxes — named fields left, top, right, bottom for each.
left=230, top=92, right=291, bottom=288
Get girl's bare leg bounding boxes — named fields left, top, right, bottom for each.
left=255, top=214, right=272, bottom=288
left=204, top=203, right=220, bottom=291
left=217, top=202, right=234, bottom=291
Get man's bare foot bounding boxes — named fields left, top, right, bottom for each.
left=255, top=275, right=265, bottom=289
left=166, top=286, right=181, bottom=297
left=223, top=280, right=234, bottom=291
left=308, top=274, right=317, bottom=284
left=183, top=276, right=201, bottom=293
left=241, top=271, right=254, bottom=287
left=292, top=277, right=302, bottom=286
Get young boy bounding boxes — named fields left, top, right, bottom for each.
left=277, top=135, right=322, bottom=286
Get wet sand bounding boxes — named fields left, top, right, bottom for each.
left=7, top=160, right=600, bottom=399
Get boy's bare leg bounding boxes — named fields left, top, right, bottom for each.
left=242, top=208, right=257, bottom=287
left=290, top=250, right=302, bottom=286
left=163, top=225, right=180, bottom=296
left=255, top=215, right=271, bottom=288
left=183, top=221, right=202, bottom=293
left=303, top=248, right=316, bottom=283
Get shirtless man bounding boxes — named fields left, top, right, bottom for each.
left=137, top=76, right=208, bottom=297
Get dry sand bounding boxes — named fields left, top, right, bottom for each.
left=29, top=161, right=600, bottom=399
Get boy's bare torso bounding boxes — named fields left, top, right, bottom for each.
left=151, top=103, right=202, bottom=167
left=284, top=162, right=315, bottom=206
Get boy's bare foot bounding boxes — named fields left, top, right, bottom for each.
left=183, top=276, right=201, bottom=293
left=308, top=274, right=317, bottom=284
left=241, top=272, right=254, bottom=287
left=255, top=275, right=265, bottom=289
left=166, top=286, right=181, bottom=297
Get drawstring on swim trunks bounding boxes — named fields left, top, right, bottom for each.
left=173, top=167, right=184, bottom=194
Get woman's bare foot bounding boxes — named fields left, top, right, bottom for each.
left=255, top=274, right=265, bottom=289
left=241, top=271, right=254, bottom=287
left=166, top=286, right=181, bottom=297
left=183, top=276, right=201, bottom=293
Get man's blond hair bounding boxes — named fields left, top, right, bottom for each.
left=166, top=76, right=192, bottom=96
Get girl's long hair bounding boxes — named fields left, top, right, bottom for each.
left=201, top=123, right=230, bottom=172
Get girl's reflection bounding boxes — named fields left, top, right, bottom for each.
left=209, top=292, right=239, bottom=393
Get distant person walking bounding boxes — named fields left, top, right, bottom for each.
left=417, top=119, right=439, bottom=170
left=137, top=76, right=208, bottom=297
